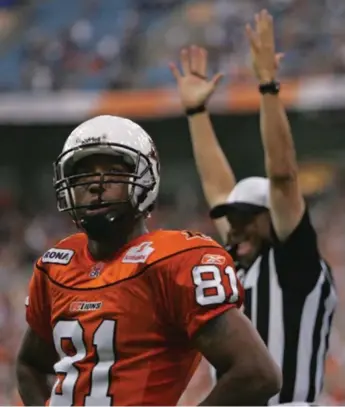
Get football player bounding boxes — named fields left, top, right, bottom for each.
left=16, top=115, right=281, bottom=406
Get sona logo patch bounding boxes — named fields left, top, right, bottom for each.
left=70, top=301, right=102, bottom=312
left=41, top=248, right=74, bottom=265
left=122, top=241, right=154, bottom=264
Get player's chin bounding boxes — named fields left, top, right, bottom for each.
left=83, top=201, right=133, bottom=218
left=74, top=202, right=112, bottom=217
left=85, top=205, right=113, bottom=216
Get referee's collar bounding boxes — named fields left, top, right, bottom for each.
left=226, top=241, right=271, bottom=272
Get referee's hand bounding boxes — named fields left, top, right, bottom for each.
left=169, top=45, right=223, bottom=110
left=245, top=9, right=284, bottom=84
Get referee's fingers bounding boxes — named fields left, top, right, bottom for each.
left=169, top=63, right=181, bottom=81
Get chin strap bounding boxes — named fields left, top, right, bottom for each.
left=79, top=206, right=141, bottom=241
left=79, top=212, right=116, bottom=241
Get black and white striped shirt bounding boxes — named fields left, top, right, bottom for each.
left=232, top=210, right=337, bottom=405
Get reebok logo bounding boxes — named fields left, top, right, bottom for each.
left=201, top=253, right=226, bottom=265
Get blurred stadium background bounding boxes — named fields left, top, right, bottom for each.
left=1, top=0, right=345, bottom=404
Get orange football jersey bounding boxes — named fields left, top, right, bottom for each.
left=26, top=229, right=243, bottom=406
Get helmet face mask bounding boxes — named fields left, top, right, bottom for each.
left=54, top=142, right=155, bottom=214
left=53, top=116, right=160, bottom=239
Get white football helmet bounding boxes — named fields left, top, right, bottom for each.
left=53, top=115, right=160, bottom=217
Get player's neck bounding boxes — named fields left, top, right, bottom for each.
left=87, top=219, right=148, bottom=261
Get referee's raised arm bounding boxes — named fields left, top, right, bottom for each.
left=169, top=46, right=233, bottom=244
left=170, top=9, right=337, bottom=406
left=246, top=9, right=305, bottom=242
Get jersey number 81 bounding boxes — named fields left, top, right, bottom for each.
left=192, top=264, right=239, bottom=306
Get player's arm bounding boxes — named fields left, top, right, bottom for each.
left=170, top=46, right=234, bottom=243
left=246, top=10, right=305, bottom=242
left=164, top=240, right=282, bottom=405
left=16, top=264, right=58, bottom=406
left=16, top=327, right=58, bottom=406
left=194, top=308, right=281, bottom=405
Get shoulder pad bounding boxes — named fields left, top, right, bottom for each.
left=38, top=233, right=85, bottom=266
left=145, top=230, right=221, bottom=264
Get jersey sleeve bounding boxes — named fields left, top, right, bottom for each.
left=25, top=263, right=53, bottom=343
left=271, top=208, right=327, bottom=290
left=161, top=245, right=244, bottom=339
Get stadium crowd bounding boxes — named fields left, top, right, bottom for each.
left=0, top=0, right=344, bottom=90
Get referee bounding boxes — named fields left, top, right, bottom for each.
left=170, top=9, right=337, bottom=406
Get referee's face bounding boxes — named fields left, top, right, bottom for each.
left=226, top=210, right=271, bottom=268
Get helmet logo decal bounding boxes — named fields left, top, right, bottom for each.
left=75, top=134, right=108, bottom=145
left=148, top=138, right=160, bottom=174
